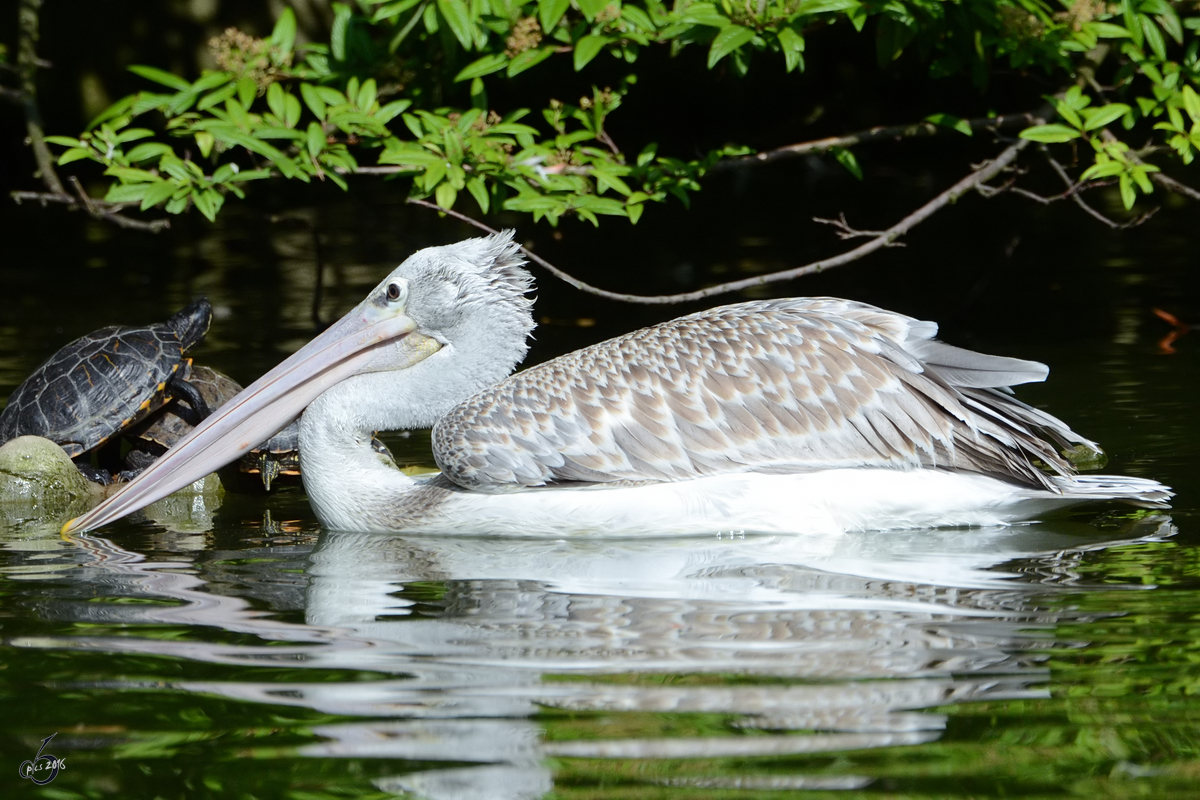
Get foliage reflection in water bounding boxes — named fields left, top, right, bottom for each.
left=4, top=510, right=1199, bottom=798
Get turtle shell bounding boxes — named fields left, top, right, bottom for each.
left=125, top=365, right=243, bottom=453
left=0, top=298, right=212, bottom=457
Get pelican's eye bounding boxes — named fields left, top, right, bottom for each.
left=385, top=281, right=407, bottom=304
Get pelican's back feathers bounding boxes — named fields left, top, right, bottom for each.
left=431, top=298, right=1092, bottom=493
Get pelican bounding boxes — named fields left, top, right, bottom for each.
left=64, top=231, right=1170, bottom=536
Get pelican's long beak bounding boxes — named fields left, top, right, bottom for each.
left=63, top=300, right=424, bottom=534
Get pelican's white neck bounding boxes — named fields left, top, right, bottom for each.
left=297, top=286, right=533, bottom=531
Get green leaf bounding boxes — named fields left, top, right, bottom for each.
left=679, top=3, right=729, bottom=27
left=831, top=146, right=862, bottom=180
left=1081, top=103, right=1132, bottom=131
left=128, top=65, right=191, bottom=91
left=1119, top=173, right=1136, bottom=208
left=332, top=2, right=353, bottom=60
left=925, top=112, right=972, bottom=136
left=194, top=131, right=215, bottom=158
left=1080, top=160, right=1126, bottom=180
left=307, top=122, right=326, bottom=158
left=1088, top=21, right=1132, bottom=38
left=372, top=0, right=424, bottom=22
left=777, top=28, right=805, bottom=73
left=300, top=84, right=328, bottom=120
left=574, top=35, right=610, bottom=71
left=1019, top=124, right=1082, bottom=143
left=1183, top=85, right=1200, bottom=123
left=708, top=25, right=755, bottom=69
left=1132, top=166, right=1155, bottom=194
left=592, top=167, right=632, bottom=196
left=538, top=0, right=570, bottom=31
left=197, top=83, right=238, bottom=111
left=507, top=47, right=555, bottom=77
left=86, top=94, right=138, bottom=131
left=876, top=16, right=915, bottom=64
left=236, top=77, right=257, bottom=109
left=105, top=183, right=151, bottom=203
left=488, top=122, right=540, bottom=135
left=794, top=0, right=859, bottom=15
left=193, top=189, right=224, bottom=222
left=267, top=82, right=287, bottom=120
left=58, top=148, right=94, bottom=165
left=44, top=136, right=83, bottom=147
left=1141, top=14, right=1166, bottom=60
left=270, top=8, right=297, bottom=54
left=140, top=180, right=179, bottom=210
left=621, top=6, right=655, bottom=31
left=125, top=142, right=174, bottom=162
left=1123, top=0, right=1143, bottom=47
left=466, top=176, right=490, bottom=213
left=576, top=0, right=609, bottom=22
left=455, top=53, right=508, bottom=82
left=435, top=181, right=458, bottom=209
left=284, top=93, right=302, bottom=128
left=437, top=0, right=475, bottom=50
left=376, top=99, right=412, bottom=123
left=357, top=78, right=378, bottom=111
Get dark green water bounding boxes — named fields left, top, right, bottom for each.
left=2, top=160, right=1199, bottom=798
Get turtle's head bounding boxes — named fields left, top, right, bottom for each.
left=168, top=297, right=213, bottom=353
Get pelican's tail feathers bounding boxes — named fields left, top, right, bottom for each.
left=907, top=339, right=1050, bottom=388
left=1042, top=474, right=1174, bottom=508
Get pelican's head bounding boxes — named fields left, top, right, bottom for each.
left=63, top=231, right=534, bottom=534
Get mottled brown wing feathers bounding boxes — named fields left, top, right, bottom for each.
left=431, top=298, right=1087, bottom=493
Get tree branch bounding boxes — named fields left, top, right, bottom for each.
left=11, top=190, right=171, bottom=231
left=1040, top=147, right=1156, bottom=229
left=407, top=136, right=1035, bottom=305
left=710, top=111, right=1042, bottom=172
left=18, top=0, right=63, bottom=195
left=1151, top=171, right=1200, bottom=201
left=12, top=0, right=170, bottom=232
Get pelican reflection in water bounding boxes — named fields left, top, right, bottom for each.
left=65, top=232, right=1170, bottom=535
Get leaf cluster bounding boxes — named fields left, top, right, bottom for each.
left=38, top=0, right=1200, bottom=225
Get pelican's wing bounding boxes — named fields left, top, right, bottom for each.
left=432, top=298, right=1091, bottom=492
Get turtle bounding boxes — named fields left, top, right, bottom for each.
left=240, top=420, right=303, bottom=492
left=0, top=298, right=213, bottom=481
left=123, top=365, right=242, bottom=475
left=240, top=420, right=396, bottom=492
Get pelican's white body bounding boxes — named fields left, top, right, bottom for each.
left=300, top=422, right=1157, bottom=535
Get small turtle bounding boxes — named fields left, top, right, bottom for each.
left=123, top=365, right=243, bottom=474
left=241, top=420, right=302, bottom=491
left=241, top=420, right=396, bottom=491
left=0, top=298, right=213, bottom=479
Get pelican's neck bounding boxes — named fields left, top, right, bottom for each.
left=298, top=320, right=528, bottom=530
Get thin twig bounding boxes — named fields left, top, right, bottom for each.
left=711, top=111, right=1041, bottom=172
left=11, top=189, right=171, bottom=231
left=1151, top=171, right=1200, bottom=201
left=1040, top=148, right=1130, bottom=229
left=407, top=136, right=1034, bottom=305
left=812, top=212, right=905, bottom=245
